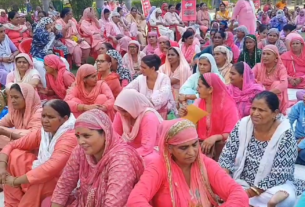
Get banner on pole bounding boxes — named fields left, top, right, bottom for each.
left=141, top=0, right=152, bottom=17
left=181, top=0, right=197, bottom=22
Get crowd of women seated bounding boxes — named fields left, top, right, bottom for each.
left=0, top=1, right=305, bottom=206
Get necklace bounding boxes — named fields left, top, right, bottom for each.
left=266, top=65, right=276, bottom=76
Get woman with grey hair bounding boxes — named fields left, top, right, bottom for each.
left=234, top=25, right=249, bottom=50
left=258, top=28, right=287, bottom=54
left=148, top=8, right=174, bottom=40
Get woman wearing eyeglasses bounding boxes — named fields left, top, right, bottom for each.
left=122, top=40, right=146, bottom=80
left=96, top=53, right=122, bottom=98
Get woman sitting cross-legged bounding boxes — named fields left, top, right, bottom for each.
left=40, top=54, right=75, bottom=100
left=125, top=55, right=175, bottom=119
left=65, top=64, right=115, bottom=119
left=0, top=83, right=42, bottom=149
left=219, top=91, right=298, bottom=207
left=127, top=119, right=249, bottom=207
left=227, top=62, right=264, bottom=119
left=51, top=109, right=144, bottom=207
left=179, top=73, right=239, bottom=160
left=0, top=99, right=78, bottom=206
left=113, top=89, right=163, bottom=165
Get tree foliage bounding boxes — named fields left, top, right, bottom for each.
left=69, top=0, right=94, bottom=20
left=0, top=0, right=41, bottom=12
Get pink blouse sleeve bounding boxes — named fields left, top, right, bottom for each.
left=127, top=159, right=165, bottom=207
left=275, top=66, right=288, bottom=92
left=64, top=89, right=79, bottom=112
left=51, top=146, right=81, bottom=206
left=80, top=21, right=95, bottom=36
left=104, top=150, right=142, bottom=207
left=26, top=131, right=78, bottom=185
left=99, top=82, right=115, bottom=111
left=204, top=156, right=249, bottom=206
left=1, top=129, right=41, bottom=155
left=63, top=71, right=75, bottom=88
left=0, top=114, right=13, bottom=128
left=137, top=113, right=159, bottom=157
left=112, top=113, right=123, bottom=136
left=232, top=1, right=243, bottom=20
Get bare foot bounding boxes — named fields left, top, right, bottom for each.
left=267, top=191, right=289, bottom=207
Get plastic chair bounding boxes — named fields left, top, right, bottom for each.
left=147, top=23, right=161, bottom=36
left=18, top=38, right=33, bottom=54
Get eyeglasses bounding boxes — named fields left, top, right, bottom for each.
left=96, top=60, right=106, bottom=64
left=128, top=46, right=137, bottom=49
left=148, top=36, right=155, bottom=38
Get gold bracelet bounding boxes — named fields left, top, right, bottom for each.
left=250, top=187, right=260, bottom=196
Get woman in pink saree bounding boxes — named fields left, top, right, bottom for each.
left=113, top=89, right=163, bottom=166
left=179, top=73, right=239, bottom=160
left=0, top=83, right=42, bottom=148
left=227, top=62, right=264, bottom=118
left=253, top=45, right=289, bottom=114
left=281, top=36, right=305, bottom=89
left=127, top=119, right=249, bottom=207
left=80, top=7, right=106, bottom=52
left=51, top=109, right=144, bottom=207
left=65, top=64, right=115, bottom=119
left=56, top=8, right=90, bottom=67
left=159, top=47, right=192, bottom=101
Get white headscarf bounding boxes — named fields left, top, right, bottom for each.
left=0, top=34, right=14, bottom=72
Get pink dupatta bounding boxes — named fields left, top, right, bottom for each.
left=181, top=42, right=196, bottom=64
left=225, top=32, right=240, bottom=63
left=253, top=45, right=288, bottom=113
left=158, top=119, right=218, bottom=207
left=227, top=62, right=264, bottom=118
left=159, top=47, right=192, bottom=89
left=45, top=54, right=75, bottom=99
left=114, top=89, right=162, bottom=142
left=197, top=73, right=239, bottom=140
left=75, top=109, right=144, bottom=206
left=8, top=83, right=41, bottom=129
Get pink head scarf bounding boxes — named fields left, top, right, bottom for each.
left=162, top=47, right=192, bottom=88
left=281, top=36, right=305, bottom=68
left=75, top=109, right=144, bottom=207
left=158, top=119, right=218, bottom=207
left=256, top=45, right=285, bottom=85
left=146, top=31, right=158, bottom=55
left=114, top=89, right=162, bottom=142
left=125, top=40, right=143, bottom=75
left=227, top=62, right=264, bottom=118
left=8, top=83, right=41, bottom=129
left=74, top=64, right=102, bottom=104
left=197, top=73, right=239, bottom=140
left=296, top=9, right=305, bottom=26
left=45, top=54, right=74, bottom=99
left=154, top=36, right=170, bottom=56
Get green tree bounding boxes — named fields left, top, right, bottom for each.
left=69, top=0, right=94, bottom=20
